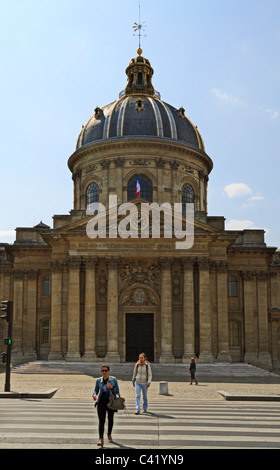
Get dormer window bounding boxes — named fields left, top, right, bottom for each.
left=136, top=98, right=144, bottom=111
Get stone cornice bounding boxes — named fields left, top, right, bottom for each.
left=68, top=137, right=213, bottom=175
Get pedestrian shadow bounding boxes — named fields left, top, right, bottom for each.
left=140, top=410, right=175, bottom=419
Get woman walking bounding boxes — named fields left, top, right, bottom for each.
left=132, top=352, right=152, bottom=415
left=92, top=364, right=119, bottom=447
left=188, top=357, right=198, bottom=385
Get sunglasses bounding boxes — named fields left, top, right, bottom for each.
left=101, top=369, right=109, bottom=372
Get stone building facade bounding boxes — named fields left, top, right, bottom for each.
left=1, top=49, right=280, bottom=370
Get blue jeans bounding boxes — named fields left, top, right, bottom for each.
left=135, top=383, right=148, bottom=411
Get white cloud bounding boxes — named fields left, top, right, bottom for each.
left=249, top=195, right=264, bottom=201
left=225, top=220, right=270, bottom=237
left=226, top=219, right=256, bottom=231
left=224, top=183, right=253, bottom=199
left=0, top=230, right=16, bottom=241
left=212, top=88, right=247, bottom=108
left=266, top=108, right=279, bottom=120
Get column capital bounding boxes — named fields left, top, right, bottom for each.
left=197, top=256, right=211, bottom=271
left=68, top=256, right=82, bottom=270
left=50, top=260, right=64, bottom=273
left=13, top=269, right=25, bottom=280
left=256, top=270, right=269, bottom=281
left=106, top=256, right=120, bottom=269
left=159, top=256, right=173, bottom=269
left=84, top=256, right=98, bottom=269
left=242, top=270, right=255, bottom=281
left=216, top=261, right=229, bottom=274
left=181, top=257, right=195, bottom=271
left=26, top=269, right=39, bottom=281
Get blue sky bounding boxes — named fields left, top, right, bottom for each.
left=0, top=0, right=279, bottom=248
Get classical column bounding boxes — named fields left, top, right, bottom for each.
left=12, top=270, right=25, bottom=363
left=170, top=161, right=179, bottom=205
left=182, top=257, right=195, bottom=361
left=216, top=261, right=231, bottom=362
left=198, top=257, right=214, bottom=363
left=105, top=257, right=120, bottom=362
left=159, top=257, right=174, bottom=363
left=66, top=257, right=81, bottom=361
left=270, top=307, right=280, bottom=371
left=257, top=271, right=272, bottom=369
left=242, top=271, right=258, bottom=364
left=24, top=270, right=38, bottom=361
left=83, top=257, right=98, bottom=361
left=49, top=261, right=63, bottom=360
left=114, top=157, right=124, bottom=205
left=101, top=160, right=110, bottom=207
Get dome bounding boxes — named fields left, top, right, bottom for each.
left=76, top=50, right=205, bottom=153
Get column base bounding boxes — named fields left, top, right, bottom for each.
left=23, top=350, right=38, bottom=362
left=65, top=352, right=82, bottom=362
left=48, top=352, right=64, bottom=361
left=257, top=352, right=272, bottom=370
left=159, top=354, right=174, bottom=364
left=82, top=352, right=98, bottom=362
left=216, top=353, right=232, bottom=363
left=244, top=352, right=258, bottom=366
left=198, top=352, right=214, bottom=363
left=105, top=353, right=120, bottom=363
left=11, top=350, right=25, bottom=366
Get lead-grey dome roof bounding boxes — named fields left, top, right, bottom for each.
left=76, top=95, right=205, bottom=152
left=76, top=50, right=205, bottom=153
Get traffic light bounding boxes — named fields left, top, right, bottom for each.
left=1, top=300, right=13, bottom=391
left=0, top=300, right=13, bottom=323
left=1, top=352, right=7, bottom=364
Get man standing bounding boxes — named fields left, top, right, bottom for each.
left=132, top=352, right=152, bottom=415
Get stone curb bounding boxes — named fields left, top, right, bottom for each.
left=0, top=388, right=59, bottom=399
left=218, top=390, right=280, bottom=401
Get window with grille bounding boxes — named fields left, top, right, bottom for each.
left=182, top=183, right=195, bottom=215
left=40, top=319, right=50, bottom=344
left=86, top=182, right=99, bottom=208
left=43, top=275, right=51, bottom=296
left=227, top=275, right=238, bottom=297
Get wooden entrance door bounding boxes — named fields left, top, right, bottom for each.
left=126, top=313, right=154, bottom=362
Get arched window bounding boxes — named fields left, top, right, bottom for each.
left=182, top=183, right=195, bottom=215
left=227, top=275, right=238, bottom=297
left=43, top=275, right=51, bottom=296
left=127, top=175, right=153, bottom=202
left=182, top=183, right=195, bottom=204
left=86, top=182, right=99, bottom=208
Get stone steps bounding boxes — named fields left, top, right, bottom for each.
left=10, top=361, right=279, bottom=379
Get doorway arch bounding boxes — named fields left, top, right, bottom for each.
left=119, top=284, right=160, bottom=362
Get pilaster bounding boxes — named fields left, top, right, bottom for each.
left=66, top=256, right=82, bottom=361
left=198, top=257, right=214, bottom=363
left=83, top=257, right=98, bottom=361
left=181, top=257, right=195, bottom=361
left=105, top=257, right=120, bottom=362
left=159, top=257, right=174, bottom=363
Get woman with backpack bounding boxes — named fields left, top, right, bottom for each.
left=132, top=352, right=152, bottom=415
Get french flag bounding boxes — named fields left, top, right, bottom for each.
left=136, top=173, right=141, bottom=198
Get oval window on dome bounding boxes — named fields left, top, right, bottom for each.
left=127, top=175, right=153, bottom=202
left=86, top=182, right=99, bottom=208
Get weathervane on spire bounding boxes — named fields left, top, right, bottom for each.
left=133, top=0, right=146, bottom=55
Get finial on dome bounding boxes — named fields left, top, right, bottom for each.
left=137, top=47, right=143, bottom=56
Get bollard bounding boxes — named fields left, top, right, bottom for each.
left=159, top=381, right=168, bottom=395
